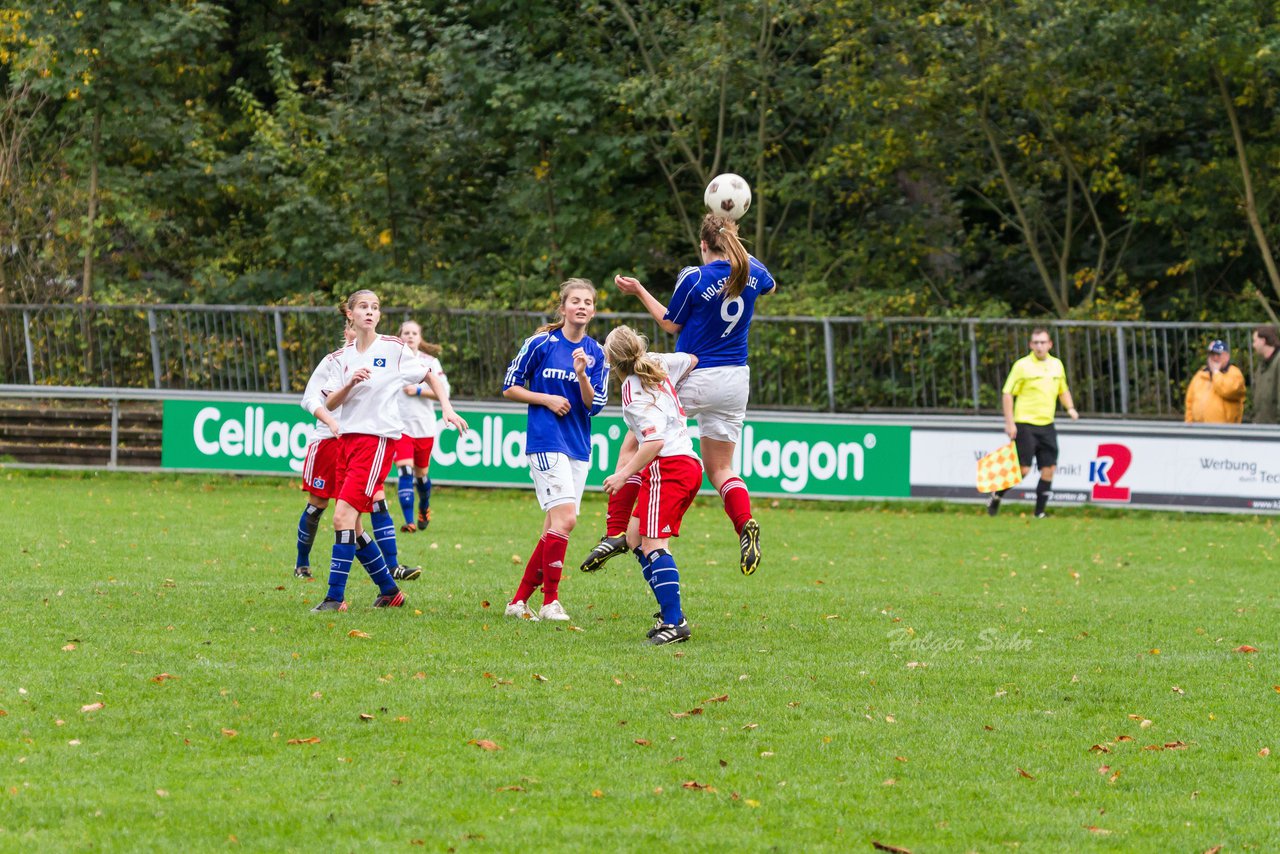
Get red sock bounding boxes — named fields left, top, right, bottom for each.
left=719, top=477, right=752, bottom=534
left=606, top=476, right=642, bottom=537
left=540, top=529, right=570, bottom=603
left=511, top=535, right=546, bottom=605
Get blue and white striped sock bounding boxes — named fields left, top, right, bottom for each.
left=326, top=529, right=356, bottom=601
left=356, top=531, right=397, bottom=595
left=370, top=499, right=399, bottom=568
left=646, top=548, right=683, bottom=625
left=396, top=467, right=415, bottom=525
left=296, top=504, right=323, bottom=568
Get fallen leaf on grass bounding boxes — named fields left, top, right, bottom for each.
left=221, top=729, right=237, bottom=738
left=359, top=713, right=374, bottom=722
left=591, top=789, right=604, bottom=798
left=1083, top=825, right=1112, bottom=835
left=62, top=644, right=76, bottom=652
left=704, top=694, right=729, bottom=703
left=1108, top=769, right=1122, bottom=783
left=906, top=661, right=927, bottom=669
left=1260, top=747, right=1271, bottom=758
left=1017, top=768, right=1035, bottom=779
left=882, top=778, right=896, bottom=786
left=1164, top=741, right=1188, bottom=750
left=1140, top=719, right=1153, bottom=729
left=496, top=786, right=525, bottom=792
left=682, top=781, right=715, bottom=791
left=1235, top=645, right=1258, bottom=653
left=1097, top=765, right=1110, bottom=775
left=481, top=601, right=490, bottom=609
left=1116, top=735, right=1135, bottom=742
left=1143, top=744, right=1164, bottom=751
left=871, top=842, right=912, bottom=854
left=80, top=702, right=104, bottom=713
left=670, top=707, right=704, bottom=719
left=1172, top=686, right=1185, bottom=695
left=150, top=673, right=179, bottom=684
left=469, top=739, right=502, bottom=751
left=532, top=673, right=548, bottom=682
left=1204, top=846, right=1223, bottom=854
left=0, top=710, right=7, bottom=717
left=287, top=737, right=321, bottom=745
left=1089, top=744, right=1111, bottom=754
left=155, top=789, right=168, bottom=798
left=633, top=739, right=651, bottom=746
left=742, top=723, right=759, bottom=730
left=347, top=630, right=371, bottom=639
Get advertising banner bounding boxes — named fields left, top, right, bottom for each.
left=909, top=424, right=1280, bottom=511
left=160, top=400, right=912, bottom=500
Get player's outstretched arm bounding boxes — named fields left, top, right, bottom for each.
left=616, top=275, right=682, bottom=335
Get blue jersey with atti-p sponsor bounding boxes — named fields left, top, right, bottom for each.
left=664, top=256, right=776, bottom=368
left=503, top=330, right=609, bottom=460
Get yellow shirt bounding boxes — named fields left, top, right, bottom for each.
left=1002, top=353, right=1068, bottom=425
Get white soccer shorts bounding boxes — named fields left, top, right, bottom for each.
left=676, top=364, right=750, bottom=444
left=527, top=452, right=590, bottom=512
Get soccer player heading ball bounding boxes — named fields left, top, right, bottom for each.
left=582, top=212, right=777, bottom=577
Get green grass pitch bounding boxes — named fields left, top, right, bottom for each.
left=1, top=471, right=1277, bottom=851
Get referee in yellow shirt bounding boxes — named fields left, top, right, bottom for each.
left=988, top=326, right=1079, bottom=518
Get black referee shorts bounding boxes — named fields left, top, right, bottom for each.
left=1014, top=422, right=1058, bottom=468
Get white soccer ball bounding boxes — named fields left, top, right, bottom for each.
left=704, top=173, right=751, bottom=221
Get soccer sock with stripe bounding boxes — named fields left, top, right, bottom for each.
left=369, top=499, right=400, bottom=567
left=540, top=529, right=570, bottom=604
left=355, top=531, right=398, bottom=595
left=396, top=466, right=415, bottom=525
left=512, top=535, right=546, bottom=605
left=326, top=529, right=357, bottom=601
left=645, top=548, right=683, bottom=625
left=1035, top=479, right=1052, bottom=515
left=719, top=477, right=753, bottom=534
left=296, top=504, right=324, bottom=569
left=606, top=476, right=642, bottom=537
left=416, top=476, right=432, bottom=515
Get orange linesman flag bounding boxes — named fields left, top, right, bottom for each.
left=976, top=441, right=1023, bottom=493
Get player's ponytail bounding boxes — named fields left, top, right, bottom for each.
left=700, top=214, right=750, bottom=302
left=604, top=325, right=668, bottom=391
left=536, top=277, right=597, bottom=334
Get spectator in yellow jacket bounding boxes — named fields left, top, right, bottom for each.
left=1185, top=339, right=1246, bottom=423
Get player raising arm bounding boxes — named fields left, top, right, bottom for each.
left=583, top=212, right=775, bottom=577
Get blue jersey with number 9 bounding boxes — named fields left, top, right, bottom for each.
left=663, top=257, right=776, bottom=368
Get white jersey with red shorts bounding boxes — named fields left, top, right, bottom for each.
left=395, top=352, right=447, bottom=467
left=620, top=353, right=703, bottom=539
left=300, top=352, right=343, bottom=498
left=322, top=336, right=430, bottom=511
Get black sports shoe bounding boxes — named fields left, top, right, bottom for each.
left=647, top=619, right=691, bottom=646
left=311, top=598, right=347, bottom=613
left=738, top=518, right=761, bottom=576
left=392, top=565, right=422, bottom=581
left=399, top=523, right=418, bottom=534
left=417, top=508, right=431, bottom=531
left=1034, top=511, right=1048, bottom=519
left=646, top=611, right=663, bottom=639
left=294, top=565, right=312, bottom=579
left=986, top=495, right=1002, bottom=517
left=580, top=535, right=628, bottom=573
left=372, top=588, right=405, bottom=608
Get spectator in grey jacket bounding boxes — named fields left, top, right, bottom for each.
left=1253, top=325, right=1280, bottom=424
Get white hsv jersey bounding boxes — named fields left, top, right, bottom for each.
left=619, top=352, right=699, bottom=460
left=325, top=336, right=429, bottom=439
left=398, top=352, right=448, bottom=438
left=301, top=352, right=342, bottom=440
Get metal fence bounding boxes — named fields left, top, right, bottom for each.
left=0, top=303, right=1268, bottom=418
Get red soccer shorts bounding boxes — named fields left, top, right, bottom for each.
left=335, top=433, right=395, bottom=513
left=632, top=454, right=703, bottom=539
left=301, top=437, right=342, bottom=500
left=394, top=434, right=436, bottom=470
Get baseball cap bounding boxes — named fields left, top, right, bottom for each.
left=1207, top=339, right=1228, bottom=353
